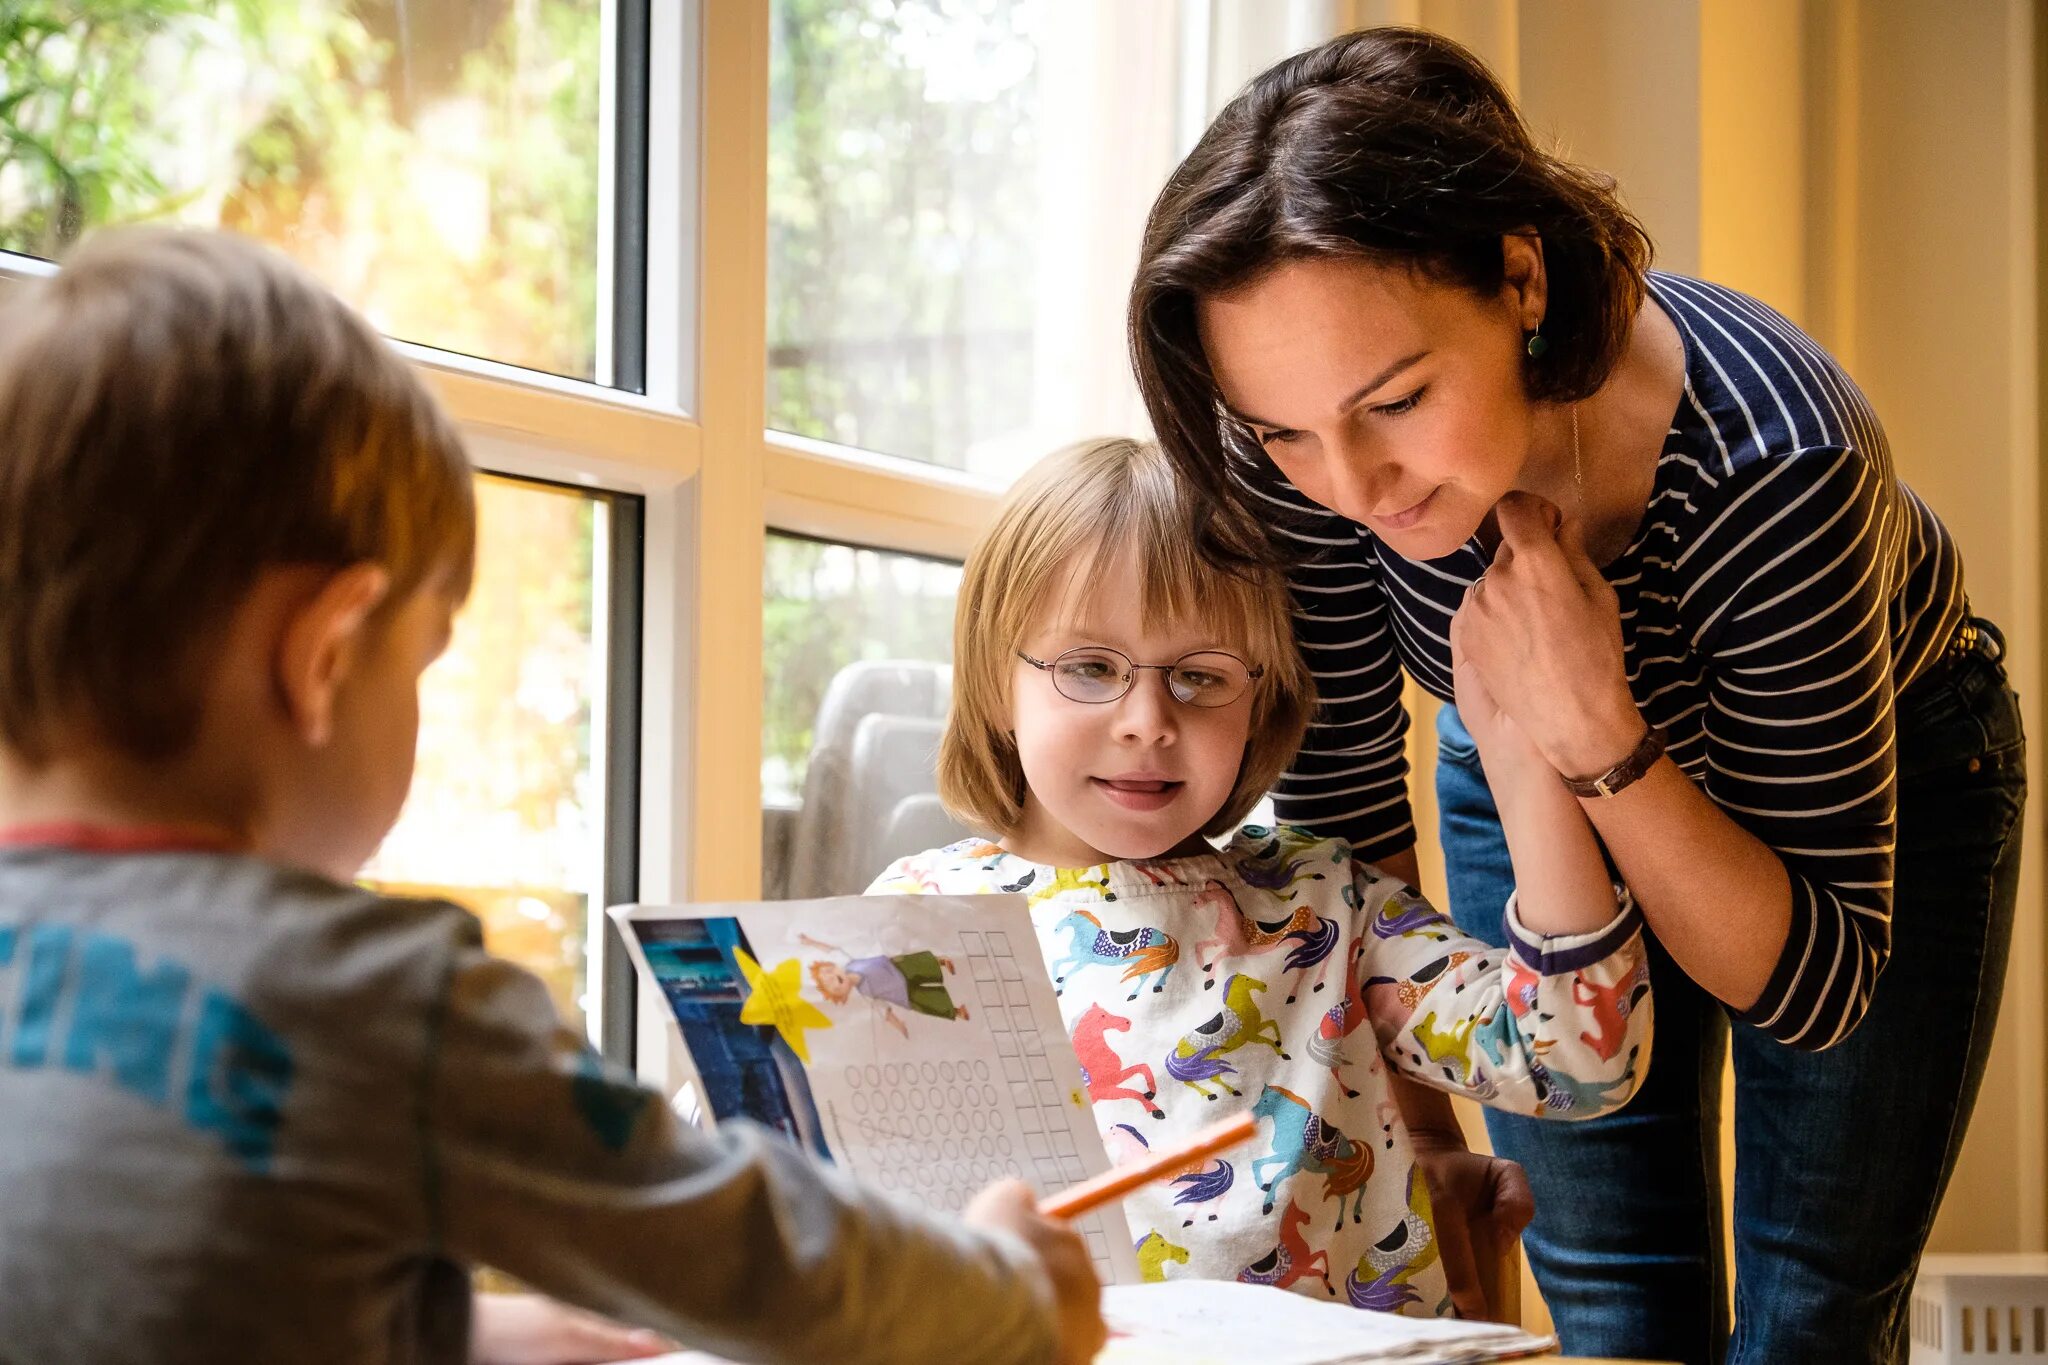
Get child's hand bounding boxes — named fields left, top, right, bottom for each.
left=1451, top=589, right=1550, bottom=781
left=469, top=1292, right=674, bottom=1365
left=965, top=1179, right=1108, bottom=1365
left=1406, top=1142, right=1535, bottom=1321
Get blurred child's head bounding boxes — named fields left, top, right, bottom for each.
left=939, top=437, right=1313, bottom=866
left=0, top=228, right=475, bottom=878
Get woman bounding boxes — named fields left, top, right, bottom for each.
left=1127, top=27, right=2024, bottom=1365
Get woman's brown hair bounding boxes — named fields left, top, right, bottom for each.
left=1129, top=26, right=1652, bottom=566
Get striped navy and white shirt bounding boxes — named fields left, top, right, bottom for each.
left=1262, top=272, right=1966, bottom=1051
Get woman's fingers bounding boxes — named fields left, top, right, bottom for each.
left=1553, top=508, right=1610, bottom=591
left=1492, top=492, right=1614, bottom=603
left=1494, top=491, right=1563, bottom=554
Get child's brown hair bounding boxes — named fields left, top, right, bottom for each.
left=938, top=437, right=1315, bottom=841
left=0, top=227, right=476, bottom=766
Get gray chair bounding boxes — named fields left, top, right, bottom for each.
left=774, top=660, right=977, bottom=899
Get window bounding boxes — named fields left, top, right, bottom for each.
left=762, top=533, right=965, bottom=900
left=0, top=1, right=612, bottom=381
left=0, top=6, right=1341, bottom=1081
left=766, top=0, right=1185, bottom=477
left=363, top=474, right=641, bottom=1051
left=753, top=5, right=1326, bottom=912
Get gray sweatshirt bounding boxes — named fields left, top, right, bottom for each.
left=0, top=846, right=1056, bottom=1365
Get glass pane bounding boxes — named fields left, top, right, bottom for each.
left=0, top=2, right=604, bottom=380
left=763, top=533, right=965, bottom=899
left=365, top=475, right=610, bottom=1037
left=766, top=1, right=1187, bottom=476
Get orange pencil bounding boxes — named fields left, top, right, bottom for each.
left=1038, top=1112, right=1258, bottom=1221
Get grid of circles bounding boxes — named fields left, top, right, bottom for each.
left=842, top=1057, right=1025, bottom=1211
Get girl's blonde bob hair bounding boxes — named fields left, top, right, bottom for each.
left=939, top=437, right=1315, bottom=841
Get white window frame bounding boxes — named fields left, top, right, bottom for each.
left=0, top=2, right=994, bottom=1082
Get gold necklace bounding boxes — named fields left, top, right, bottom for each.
left=1572, top=403, right=1583, bottom=497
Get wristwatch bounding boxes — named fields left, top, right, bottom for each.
left=1560, top=724, right=1666, bottom=798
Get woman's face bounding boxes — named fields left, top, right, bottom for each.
left=1196, top=249, right=1540, bottom=562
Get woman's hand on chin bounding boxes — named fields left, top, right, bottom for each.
left=1459, top=492, right=1643, bottom=780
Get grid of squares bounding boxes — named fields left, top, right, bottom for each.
left=833, top=930, right=1112, bottom=1270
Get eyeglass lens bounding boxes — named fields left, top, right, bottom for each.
left=1048, top=647, right=1250, bottom=707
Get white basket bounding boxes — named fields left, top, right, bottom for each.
left=1908, top=1254, right=2048, bottom=1363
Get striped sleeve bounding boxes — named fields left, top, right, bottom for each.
left=1262, top=488, right=1416, bottom=864
left=1683, top=446, right=1898, bottom=1050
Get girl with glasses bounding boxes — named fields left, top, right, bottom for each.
left=869, top=436, right=1654, bottom=1316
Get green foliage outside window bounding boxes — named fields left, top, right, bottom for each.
left=0, top=0, right=601, bottom=379
left=767, top=0, right=1040, bottom=467
left=2, top=2, right=608, bottom=1023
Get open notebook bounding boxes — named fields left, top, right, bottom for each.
left=611, top=895, right=1558, bottom=1364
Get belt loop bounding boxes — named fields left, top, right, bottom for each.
left=1977, top=616, right=2005, bottom=662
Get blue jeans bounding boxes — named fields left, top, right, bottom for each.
left=1434, top=619, right=2025, bottom=1365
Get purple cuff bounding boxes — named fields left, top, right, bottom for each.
left=1502, top=887, right=1642, bottom=976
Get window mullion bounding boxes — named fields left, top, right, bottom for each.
left=690, top=1, right=772, bottom=908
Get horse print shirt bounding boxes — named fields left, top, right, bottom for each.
left=869, top=825, right=1651, bottom=1316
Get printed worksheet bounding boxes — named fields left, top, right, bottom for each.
left=612, top=894, right=1140, bottom=1286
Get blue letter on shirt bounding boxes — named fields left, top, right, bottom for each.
left=10, top=925, right=72, bottom=1069
left=184, top=991, right=294, bottom=1171
left=63, top=934, right=192, bottom=1107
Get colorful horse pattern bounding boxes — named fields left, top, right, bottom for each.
left=869, top=825, right=1650, bottom=1319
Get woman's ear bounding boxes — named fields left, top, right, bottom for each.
left=1501, top=231, right=1549, bottom=330
left=275, top=563, right=391, bottom=747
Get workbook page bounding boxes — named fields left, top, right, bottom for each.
left=614, top=893, right=1140, bottom=1286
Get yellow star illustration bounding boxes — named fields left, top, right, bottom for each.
left=735, top=948, right=833, bottom=1062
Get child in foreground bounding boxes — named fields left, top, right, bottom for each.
left=871, top=437, right=1652, bottom=1317
left=0, top=228, right=1103, bottom=1365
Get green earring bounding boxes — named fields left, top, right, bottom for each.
left=1525, top=327, right=1550, bottom=360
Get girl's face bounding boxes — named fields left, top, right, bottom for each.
left=1196, top=249, right=1540, bottom=563
left=1003, top=546, right=1256, bottom=868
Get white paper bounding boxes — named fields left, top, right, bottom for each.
left=613, top=894, right=1140, bottom=1287
left=603, top=1282, right=1556, bottom=1365
left=1096, top=1281, right=1556, bottom=1364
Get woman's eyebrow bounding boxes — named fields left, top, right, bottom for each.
left=1224, top=349, right=1430, bottom=429
left=1339, top=351, right=1430, bottom=411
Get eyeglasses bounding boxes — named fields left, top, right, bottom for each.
left=1017, top=646, right=1262, bottom=708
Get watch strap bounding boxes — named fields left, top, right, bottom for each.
left=1560, top=725, right=1666, bottom=799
